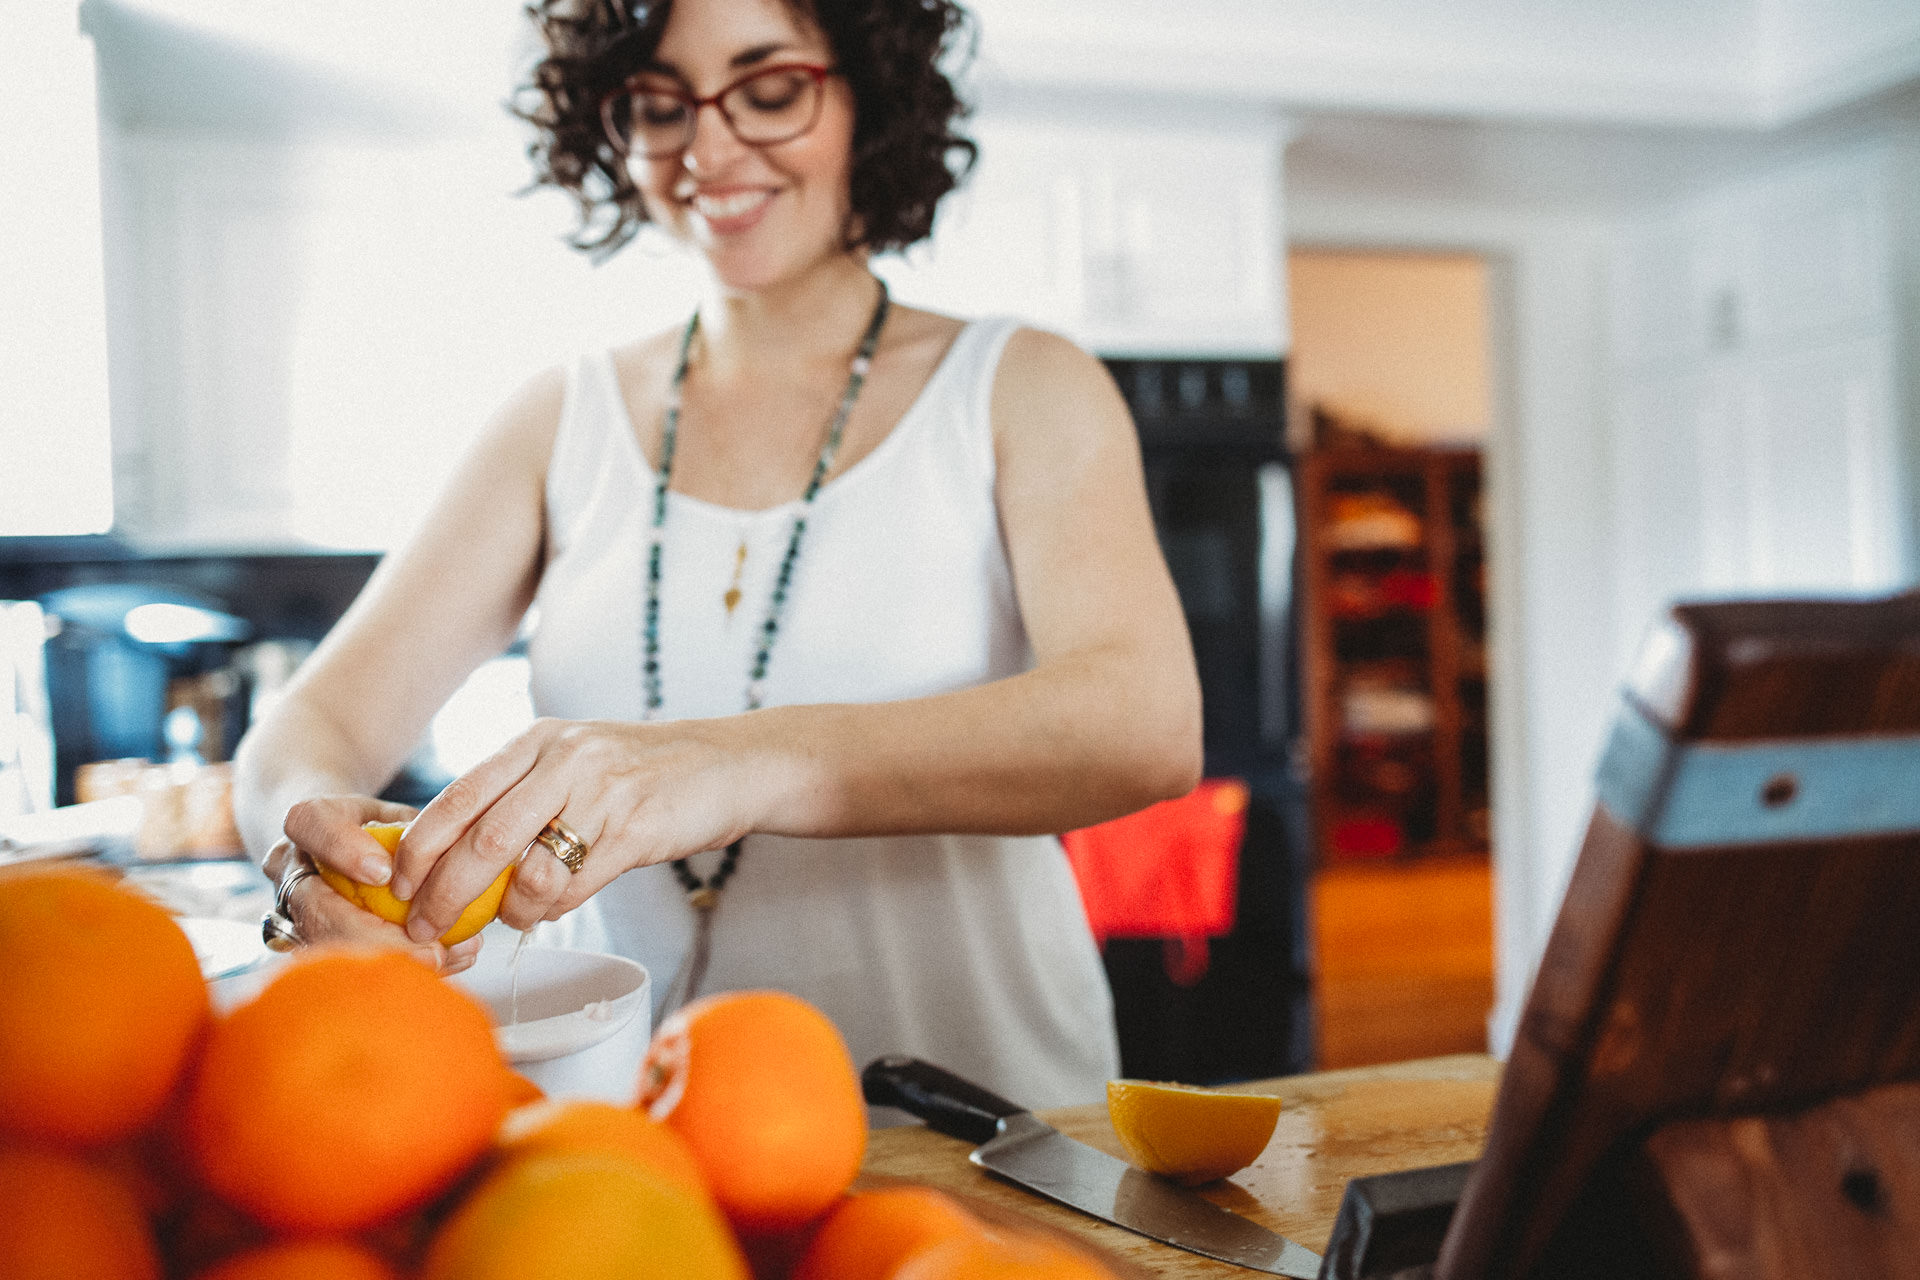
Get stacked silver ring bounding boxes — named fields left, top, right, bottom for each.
left=532, top=817, right=590, bottom=873
left=260, top=852, right=318, bottom=952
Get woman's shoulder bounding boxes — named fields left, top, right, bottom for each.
left=991, top=323, right=1114, bottom=402
left=886, top=304, right=1104, bottom=386
left=479, top=324, right=677, bottom=468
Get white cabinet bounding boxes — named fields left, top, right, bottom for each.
left=102, top=126, right=711, bottom=550
left=877, top=113, right=1289, bottom=357
left=1604, top=140, right=1917, bottom=665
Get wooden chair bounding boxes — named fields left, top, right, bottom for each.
left=1323, top=590, right=1920, bottom=1279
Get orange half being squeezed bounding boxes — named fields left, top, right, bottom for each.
left=314, top=821, right=512, bottom=946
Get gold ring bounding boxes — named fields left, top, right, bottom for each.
left=533, top=818, right=589, bottom=874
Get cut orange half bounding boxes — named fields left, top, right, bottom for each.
left=1105, top=1079, right=1282, bottom=1186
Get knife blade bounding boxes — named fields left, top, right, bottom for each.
left=863, top=1056, right=1323, bottom=1278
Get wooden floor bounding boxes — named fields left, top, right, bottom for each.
left=1312, top=854, right=1495, bottom=1069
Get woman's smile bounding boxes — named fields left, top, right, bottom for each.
left=680, top=184, right=780, bottom=237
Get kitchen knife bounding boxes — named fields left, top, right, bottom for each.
left=863, top=1056, right=1323, bottom=1278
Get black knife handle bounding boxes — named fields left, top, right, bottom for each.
left=862, top=1056, right=1028, bottom=1145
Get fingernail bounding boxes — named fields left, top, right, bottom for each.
left=405, top=914, right=437, bottom=943
left=364, top=861, right=392, bottom=886
left=390, top=875, right=413, bottom=902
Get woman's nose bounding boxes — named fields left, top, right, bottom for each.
left=680, top=100, right=750, bottom=175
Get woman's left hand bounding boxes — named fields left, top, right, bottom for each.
left=388, top=717, right=760, bottom=941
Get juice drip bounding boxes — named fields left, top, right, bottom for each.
left=509, top=927, right=532, bottom=1026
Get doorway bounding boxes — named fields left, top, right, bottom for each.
left=1286, top=247, right=1498, bottom=1069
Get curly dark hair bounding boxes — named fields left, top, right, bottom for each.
left=513, top=0, right=978, bottom=262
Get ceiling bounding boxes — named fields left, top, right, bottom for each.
left=965, top=0, right=1920, bottom=129
left=83, top=0, right=1920, bottom=211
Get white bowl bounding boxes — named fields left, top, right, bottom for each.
left=449, top=938, right=651, bottom=1104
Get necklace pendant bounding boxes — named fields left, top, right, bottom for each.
left=688, top=886, right=720, bottom=912
left=724, top=540, right=748, bottom=618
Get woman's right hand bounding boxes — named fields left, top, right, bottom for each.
left=265, top=795, right=483, bottom=976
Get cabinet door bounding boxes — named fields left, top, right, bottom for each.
left=876, top=119, right=1082, bottom=329
left=1604, top=139, right=1911, bottom=678
left=880, top=116, right=1286, bottom=356
left=1741, top=333, right=1904, bottom=593
left=121, top=138, right=304, bottom=545
left=1609, top=333, right=1902, bottom=647
left=1608, top=218, right=1717, bottom=374
left=1741, top=153, right=1893, bottom=346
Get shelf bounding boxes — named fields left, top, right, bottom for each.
left=1298, top=444, right=1488, bottom=867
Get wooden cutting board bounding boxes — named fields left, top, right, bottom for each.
left=859, top=1054, right=1500, bottom=1278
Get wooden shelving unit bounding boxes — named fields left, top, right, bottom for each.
left=1297, top=445, right=1488, bottom=863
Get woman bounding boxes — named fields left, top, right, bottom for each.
left=234, top=0, right=1200, bottom=1106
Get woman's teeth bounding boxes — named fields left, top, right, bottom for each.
left=692, top=190, right=771, bottom=220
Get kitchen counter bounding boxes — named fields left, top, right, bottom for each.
left=860, top=1053, right=1500, bottom=1277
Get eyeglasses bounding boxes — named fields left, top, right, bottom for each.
left=600, top=63, right=837, bottom=159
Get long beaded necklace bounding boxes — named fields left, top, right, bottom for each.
left=646, top=277, right=890, bottom=1013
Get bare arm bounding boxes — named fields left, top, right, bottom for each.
left=735, top=325, right=1203, bottom=834
left=397, top=329, right=1202, bottom=940
left=229, top=367, right=565, bottom=958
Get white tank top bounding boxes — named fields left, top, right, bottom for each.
left=524, top=316, right=1120, bottom=1110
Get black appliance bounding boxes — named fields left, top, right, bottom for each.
left=1099, top=356, right=1314, bottom=1082
left=1, top=539, right=383, bottom=806
left=36, top=583, right=250, bottom=804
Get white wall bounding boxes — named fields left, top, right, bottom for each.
left=1287, top=250, right=1492, bottom=444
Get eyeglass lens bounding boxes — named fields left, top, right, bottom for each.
left=609, top=66, right=826, bottom=158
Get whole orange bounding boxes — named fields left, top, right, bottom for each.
left=496, top=1097, right=706, bottom=1195
left=316, top=821, right=511, bottom=946
left=183, top=947, right=511, bottom=1233
left=893, top=1230, right=1119, bottom=1280
left=192, top=1239, right=403, bottom=1280
left=639, top=990, right=866, bottom=1233
left=422, top=1147, right=749, bottom=1280
left=792, top=1185, right=983, bottom=1280
left=0, top=865, right=209, bottom=1146
left=0, top=1143, right=163, bottom=1280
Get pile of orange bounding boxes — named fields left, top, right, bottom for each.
left=0, top=864, right=1124, bottom=1279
